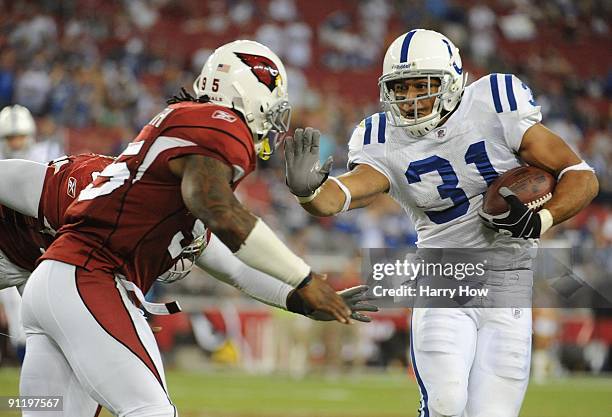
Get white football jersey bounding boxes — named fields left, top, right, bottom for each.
left=348, top=73, right=542, bottom=248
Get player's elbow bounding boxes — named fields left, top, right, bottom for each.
left=587, top=172, right=599, bottom=202
left=181, top=180, right=205, bottom=217
left=304, top=201, right=340, bottom=217
left=204, top=212, right=237, bottom=236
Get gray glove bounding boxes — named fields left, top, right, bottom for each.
left=308, top=285, right=379, bottom=323
left=284, top=127, right=333, bottom=197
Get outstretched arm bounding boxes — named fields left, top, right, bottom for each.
left=196, top=233, right=291, bottom=309
left=0, top=159, right=47, bottom=218
left=196, top=234, right=377, bottom=322
left=285, top=128, right=390, bottom=217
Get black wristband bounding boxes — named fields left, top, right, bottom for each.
left=286, top=290, right=314, bottom=315
left=296, top=272, right=313, bottom=290
left=287, top=273, right=315, bottom=315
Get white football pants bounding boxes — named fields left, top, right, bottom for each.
left=20, top=260, right=176, bottom=417
left=411, top=307, right=532, bottom=417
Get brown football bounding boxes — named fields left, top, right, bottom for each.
left=482, top=166, right=556, bottom=215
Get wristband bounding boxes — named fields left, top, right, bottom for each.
left=296, top=272, right=313, bottom=289
left=557, top=161, right=594, bottom=181
left=286, top=289, right=314, bottom=315
left=538, top=209, right=554, bottom=235
left=328, top=176, right=352, bottom=213
left=287, top=273, right=315, bottom=315
left=295, top=187, right=321, bottom=204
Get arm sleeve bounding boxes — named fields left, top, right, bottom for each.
left=496, top=74, right=542, bottom=152
left=0, top=159, right=47, bottom=218
left=195, top=233, right=292, bottom=309
left=346, top=116, right=393, bottom=190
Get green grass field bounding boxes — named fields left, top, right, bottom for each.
left=0, top=368, right=611, bottom=417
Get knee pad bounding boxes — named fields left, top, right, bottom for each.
left=490, top=331, right=531, bottom=380
left=428, top=384, right=468, bottom=417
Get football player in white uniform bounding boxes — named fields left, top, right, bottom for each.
left=0, top=104, right=63, bottom=162
left=285, top=29, right=598, bottom=417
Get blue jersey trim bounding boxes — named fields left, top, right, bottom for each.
left=505, top=74, right=517, bottom=111
left=377, top=112, right=386, bottom=144
left=490, top=74, right=503, bottom=113
left=364, top=116, right=373, bottom=145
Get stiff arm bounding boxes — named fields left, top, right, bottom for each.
left=301, top=164, right=390, bottom=216
left=284, top=128, right=390, bottom=217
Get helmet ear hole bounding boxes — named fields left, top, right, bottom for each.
left=260, top=105, right=264, bottom=113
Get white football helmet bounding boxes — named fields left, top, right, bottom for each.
left=379, top=29, right=467, bottom=137
left=0, top=104, right=36, bottom=139
left=193, top=40, right=290, bottom=160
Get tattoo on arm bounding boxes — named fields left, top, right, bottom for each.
left=181, top=155, right=256, bottom=251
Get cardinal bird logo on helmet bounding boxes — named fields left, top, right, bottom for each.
left=234, top=52, right=281, bottom=93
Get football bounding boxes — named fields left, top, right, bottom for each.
left=482, top=166, right=556, bottom=215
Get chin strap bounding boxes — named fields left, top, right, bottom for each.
left=257, top=138, right=272, bottom=160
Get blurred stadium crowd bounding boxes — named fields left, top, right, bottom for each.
left=0, top=0, right=611, bottom=378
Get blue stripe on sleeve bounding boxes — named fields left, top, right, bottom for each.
left=400, top=30, right=417, bottom=63
left=377, top=112, right=386, bottom=143
left=490, top=74, right=503, bottom=113
left=364, top=116, right=372, bottom=145
left=505, top=74, right=517, bottom=111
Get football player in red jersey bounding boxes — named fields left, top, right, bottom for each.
left=0, top=155, right=113, bottom=290
left=1, top=154, right=376, bottom=416
left=0, top=156, right=375, bottom=325
left=18, top=40, right=354, bottom=417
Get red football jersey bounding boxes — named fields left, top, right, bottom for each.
left=0, top=154, right=113, bottom=271
left=0, top=206, right=46, bottom=272
left=42, top=102, right=256, bottom=293
left=39, top=154, right=116, bottom=234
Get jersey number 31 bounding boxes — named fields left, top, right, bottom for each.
left=406, top=140, right=498, bottom=224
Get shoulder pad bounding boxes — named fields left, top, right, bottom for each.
left=153, top=102, right=251, bottom=139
